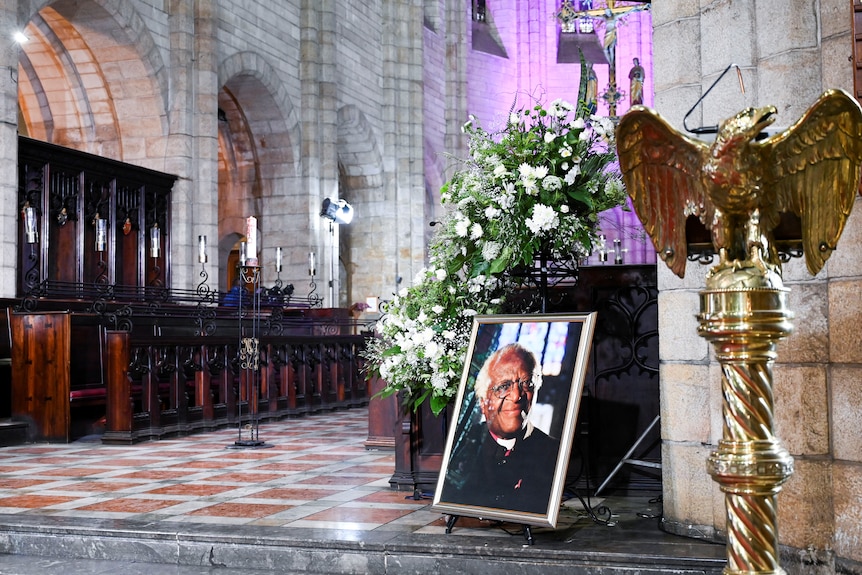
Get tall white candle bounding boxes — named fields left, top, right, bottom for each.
left=275, top=247, right=282, bottom=272
left=95, top=216, right=107, bottom=252
left=246, top=216, right=257, bottom=263
left=309, top=252, right=315, bottom=276
left=198, top=235, right=207, bottom=263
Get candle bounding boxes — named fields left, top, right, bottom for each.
left=95, top=216, right=107, bottom=252
left=24, top=206, right=37, bottom=244
left=308, top=252, right=315, bottom=276
left=198, top=235, right=207, bottom=264
left=614, top=238, right=623, bottom=264
left=246, top=216, right=258, bottom=264
left=150, top=224, right=160, bottom=258
left=275, top=247, right=282, bottom=272
left=239, top=241, right=247, bottom=266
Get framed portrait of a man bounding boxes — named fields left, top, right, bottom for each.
left=432, top=313, right=597, bottom=528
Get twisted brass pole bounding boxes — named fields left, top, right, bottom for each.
left=699, top=279, right=795, bottom=575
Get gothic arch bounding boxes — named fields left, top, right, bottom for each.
left=217, top=51, right=300, bottom=289
left=17, top=0, right=169, bottom=162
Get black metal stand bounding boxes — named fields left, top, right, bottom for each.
left=445, top=515, right=535, bottom=545
left=594, top=415, right=661, bottom=496
left=227, top=264, right=273, bottom=450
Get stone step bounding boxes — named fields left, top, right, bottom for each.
left=0, top=513, right=726, bottom=575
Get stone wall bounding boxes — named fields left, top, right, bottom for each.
left=652, top=1, right=862, bottom=571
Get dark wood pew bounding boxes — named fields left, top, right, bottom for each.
left=9, top=311, right=107, bottom=442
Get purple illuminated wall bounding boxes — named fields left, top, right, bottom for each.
left=466, top=1, right=655, bottom=266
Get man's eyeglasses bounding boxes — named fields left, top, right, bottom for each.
left=489, top=378, right=535, bottom=399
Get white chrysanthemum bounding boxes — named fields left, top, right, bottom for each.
left=482, top=241, right=501, bottom=261
left=518, top=163, right=533, bottom=179
left=454, top=218, right=470, bottom=237
left=522, top=178, right=538, bottom=195
left=470, top=222, right=483, bottom=239
left=435, top=268, right=447, bottom=281
left=544, top=131, right=556, bottom=144
left=484, top=206, right=500, bottom=219
left=493, top=164, right=507, bottom=177
left=533, top=165, right=549, bottom=180
left=571, top=117, right=585, bottom=130
left=579, top=130, right=590, bottom=142
left=526, top=204, right=560, bottom=234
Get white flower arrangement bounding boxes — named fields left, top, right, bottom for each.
left=364, top=98, right=626, bottom=415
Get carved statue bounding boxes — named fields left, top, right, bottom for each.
left=616, top=89, right=862, bottom=278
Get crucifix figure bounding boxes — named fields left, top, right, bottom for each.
left=573, top=1, right=649, bottom=115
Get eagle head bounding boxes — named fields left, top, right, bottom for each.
left=712, top=105, right=777, bottom=156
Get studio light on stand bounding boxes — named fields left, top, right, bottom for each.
left=319, top=198, right=354, bottom=307
left=320, top=198, right=354, bottom=225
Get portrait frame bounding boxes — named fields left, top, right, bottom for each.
left=432, top=312, right=597, bottom=528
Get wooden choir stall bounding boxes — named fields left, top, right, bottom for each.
left=4, top=137, right=370, bottom=444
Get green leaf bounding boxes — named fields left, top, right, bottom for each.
left=489, top=255, right=509, bottom=275
left=412, top=389, right=431, bottom=412
left=430, top=394, right=451, bottom=416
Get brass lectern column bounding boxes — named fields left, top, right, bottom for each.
left=698, top=271, right=795, bottom=575
left=616, top=90, right=862, bottom=575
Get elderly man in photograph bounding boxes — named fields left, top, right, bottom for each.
left=441, top=343, right=560, bottom=514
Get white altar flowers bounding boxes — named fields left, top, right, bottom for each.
left=365, top=98, right=626, bottom=415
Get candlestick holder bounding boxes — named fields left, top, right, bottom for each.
left=228, top=264, right=273, bottom=449
left=195, top=261, right=216, bottom=336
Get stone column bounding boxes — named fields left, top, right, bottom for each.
left=0, top=3, right=20, bottom=298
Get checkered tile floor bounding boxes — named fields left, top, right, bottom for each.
left=0, top=409, right=595, bottom=537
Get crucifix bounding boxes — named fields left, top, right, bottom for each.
left=571, top=1, right=649, bottom=116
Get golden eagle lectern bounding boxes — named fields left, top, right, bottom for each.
left=617, top=89, right=862, bottom=280
left=617, top=89, right=862, bottom=575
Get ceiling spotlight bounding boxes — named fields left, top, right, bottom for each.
left=320, top=198, right=354, bottom=225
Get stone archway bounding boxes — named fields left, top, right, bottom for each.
left=217, top=52, right=299, bottom=291
left=17, top=0, right=169, bottom=164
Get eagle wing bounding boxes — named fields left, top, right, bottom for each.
left=763, top=89, right=862, bottom=275
left=617, top=106, right=710, bottom=278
